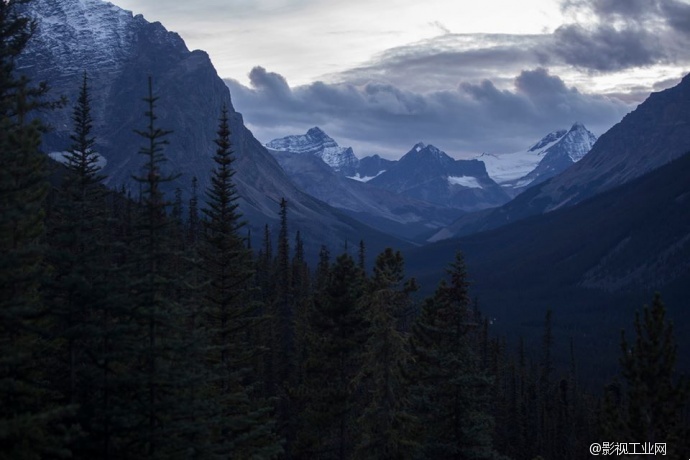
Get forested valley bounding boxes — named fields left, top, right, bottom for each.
left=1, top=2, right=689, bottom=458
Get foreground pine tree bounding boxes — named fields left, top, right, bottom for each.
left=354, top=248, right=418, bottom=459
left=408, top=252, right=499, bottom=459
left=296, top=253, right=368, bottom=459
left=0, top=1, right=74, bottom=457
left=126, top=77, right=207, bottom=458
left=602, top=294, right=689, bottom=458
left=200, top=105, right=281, bottom=458
left=44, top=72, right=130, bottom=458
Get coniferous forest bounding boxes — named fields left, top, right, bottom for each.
left=1, top=1, right=689, bottom=459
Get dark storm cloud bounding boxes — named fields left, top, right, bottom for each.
left=554, top=0, right=690, bottom=70
left=563, top=0, right=690, bottom=29
left=660, top=1, right=690, bottom=35
left=335, top=0, right=690, bottom=86
left=226, top=67, right=631, bottom=159
left=551, top=24, right=661, bottom=71
left=562, top=0, right=658, bottom=19
left=221, top=0, right=689, bottom=159
left=334, top=34, right=547, bottom=92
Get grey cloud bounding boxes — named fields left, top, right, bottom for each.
left=429, top=21, right=451, bottom=35
left=552, top=24, right=661, bottom=71
left=661, top=1, right=690, bottom=35
left=556, top=0, right=690, bottom=70
left=332, top=34, right=549, bottom=93
left=653, top=75, right=684, bottom=91
left=515, top=67, right=570, bottom=97
left=562, top=0, right=659, bottom=20
left=248, top=66, right=292, bottom=99
left=226, top=67, right=631, bottom=159
left=335, top=17, right=688, bottom=89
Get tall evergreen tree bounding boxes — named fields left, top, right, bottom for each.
left=296, top=253, right=368, bottom=459
left=43, top=72, right=133, bottom=459
left=200, top=105, right=281, bottom=458
left=408, top=251, right=498, bottom=459
left=605, top=294, right=689, bottom=458
left=126, top=77, right=199, bottom=458
left=0, top=1, right=73, bottom=457
left=273, top=197, right=299, bottom=455
left=357, top=239, right=366, bottom=271
left=187, top=175, right=199, bottom=244
left=354, top=248, right=418, bottom=459
left=276, top=198, right=293, bottom=373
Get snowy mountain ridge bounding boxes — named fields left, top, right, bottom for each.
left=476, top=122, right=597, bottom=190
left=22, top=0, right=174, bottom=75
left=266, top=127, right=360, bottom=175
left=367, top=141, right=511, bottom=210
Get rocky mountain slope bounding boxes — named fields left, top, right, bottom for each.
left=431, top=77, right=690, bottom=240
left=368, top=143, right=511, bottom=211
left=407, top=150, right=690, bottom=373
left=270, top=150, right=464, bottom=241
left=19, top=0, right=406, bottom=259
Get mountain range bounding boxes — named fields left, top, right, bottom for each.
left=431, top=75, right=690, bottom=241
left=268, top=123, right=597, bottom=216
left=407, top=149, right=690, bottom=375
left=269, top=148, right=464, bottom=241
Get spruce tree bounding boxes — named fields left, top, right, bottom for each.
left=273, top=197, right=299, bottom=453
left=126, top=77, right=200, bottom=458
left=608, top=294, right=689, bottom=458
left=276, top=198, right=293, bottom=379
left=200, top=105, right=281, bottom=458
left=0, top=1, right=73, bottom=457
left=354, top=248, right=417, bottom=459
left=43, top=72, right=132, bottom=458
left=408, top=251, right=498, bottom=459
left=187, top=175, right=199, bottom=244
left=296, top=253, right=368, bottom=459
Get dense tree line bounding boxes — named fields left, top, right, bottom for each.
left=1, top=1, right=689, bottom=458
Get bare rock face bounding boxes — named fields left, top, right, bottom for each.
left=19, top=0, right=405, bottom=259
left=368, top=143, right=511, bottom=211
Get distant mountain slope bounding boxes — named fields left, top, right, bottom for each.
left=271, top=150, right=464, bottom=241
left=369, top=143, right=510, bottom=210
left=434, top=76, right=690, bottom=239
left=412, top=151, right=690, bottom=295
left=19, top=0, right=407, bottom=259
left=352, top=154, right=396, bottom=181
left=476, top=122, right=597, bottom=192
left=407, top=151, right=690, bottom=373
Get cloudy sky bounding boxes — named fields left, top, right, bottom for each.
left=112, top=0, right=690, bottom=159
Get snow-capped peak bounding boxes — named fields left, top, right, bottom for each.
left=475, top=123, right=597, bottom=186
left=266, top=127, right=359, bottom=173
left=22, top=0, right=188, bottom=79
left=400, top=143, right=454, bottom=166
left=306, top=126, right=327, bottom=138
left=561, top=122, right=597, bottom=162
left=528, top=129, right=568, bottom=154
